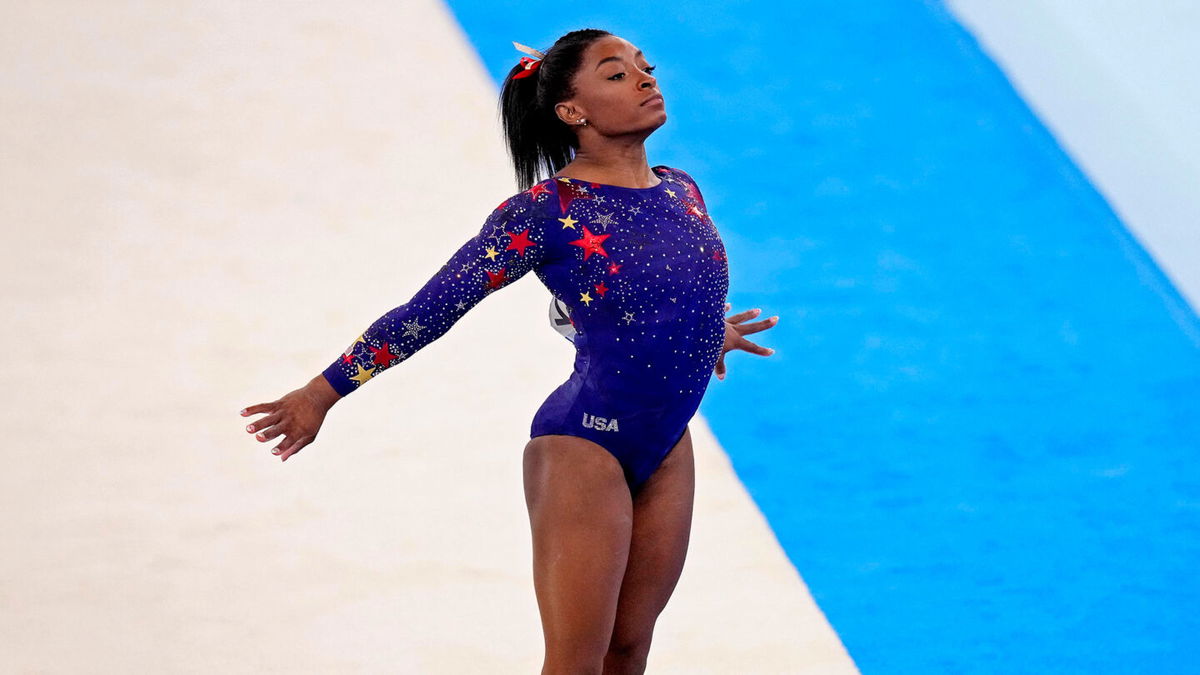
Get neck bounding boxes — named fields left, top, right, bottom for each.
left=565, top=135, right=657, bottom=186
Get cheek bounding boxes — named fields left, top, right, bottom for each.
left=592, top=90, right=641, bottom=122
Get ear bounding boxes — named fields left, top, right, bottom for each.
left=553, top=101, right=587, bottom=126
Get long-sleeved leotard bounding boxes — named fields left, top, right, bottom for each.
left=322, top=165, right=729, bottom=495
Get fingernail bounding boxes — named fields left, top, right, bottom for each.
left=767, top=348, right=776, bottom=354
left=246, top=425, right=254, bottom=432
left=272, top=449, right=281, bottom=454
left=754, top=308, right=761, bottom=314
left=256, top=433, right=265, bottom=440
left=770, top=316, right=778, bottom=322
left=240, top=409, right=247, bottom=415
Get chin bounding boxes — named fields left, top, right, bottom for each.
left=620, top=112, right=667, bottom=136
left=642, top=108, right=667, bottom=124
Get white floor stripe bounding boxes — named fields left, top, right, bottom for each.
left=0, top=1, right=855, bottom=670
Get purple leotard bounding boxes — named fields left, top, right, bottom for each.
left=322, top=165, right=729, bottom=495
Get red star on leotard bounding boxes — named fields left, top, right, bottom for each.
left=505, top=228, right=537, bottom=257
left=341, top=352, right=355, bottom=364
left=607, top=262, right=622, bottom=275
left=369, top=341, right=400, bottom=366
left=555, top=178, right=595, bottom=214
left=569, top=226, right=611, bottom=260
left=485, top=267, right=510, bottom=290
left=594, top=280, right=609, bottom=297
left=528, top=181, right=552, bottom=199
left=712, top=247, right=726, bottom=262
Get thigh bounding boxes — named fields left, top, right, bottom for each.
left=607, top=426, right=696, bottom=653
left=523, top=434, right=635, bottom=670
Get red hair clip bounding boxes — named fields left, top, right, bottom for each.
left=511, top=41, right=546, bottom=80
left=513, top=56, right=541, bottom=79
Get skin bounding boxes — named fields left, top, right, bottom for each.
left=240, top=34, right=779, bottom=674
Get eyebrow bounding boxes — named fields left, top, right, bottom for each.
left=595, top=49, right=643, bottom=70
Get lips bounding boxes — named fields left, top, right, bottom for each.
left=641, top=93, right=664, bottom=106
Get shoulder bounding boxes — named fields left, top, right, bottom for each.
left=656, top=165, right=708, bottom=206
left=657, top=165, right=700, bottom=189
left=488, top=178, right=560, bottom=223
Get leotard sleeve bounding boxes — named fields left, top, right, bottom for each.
left=320, top=190, right=551, bottom=397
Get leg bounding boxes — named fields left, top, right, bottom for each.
left=523, top=434, right=635, bottom=675
left=603, top=426, right=696, bottom=675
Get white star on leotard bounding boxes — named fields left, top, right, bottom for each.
left=622, top=311, right=636, bottom=324
left=454, top=300, right=467, bottom=311
left=401, top=318, right=426, bottom=339
left=593, top=211, right=617, bottom=227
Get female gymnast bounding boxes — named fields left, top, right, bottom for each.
left=240, top=29, right=778, bottom=674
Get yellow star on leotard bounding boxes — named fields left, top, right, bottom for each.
left=349, top=362, right=375, bottom=387
left=664, top=188, right=677, bottom=198
left=559, top=214, right=579, bottom=229
left=483, top=246, right=499, bottom=260
left=579, top=290, right=593, bottom=306
left=344, top=332, right=366, bottom=355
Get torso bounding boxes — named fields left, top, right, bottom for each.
left=522, top=164, right=730, bottom=492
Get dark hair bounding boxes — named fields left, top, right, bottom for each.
left=498, top=29, right=613, bottom=191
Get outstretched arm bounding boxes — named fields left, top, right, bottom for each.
left=240, top=191, right=550, bottom=461
left=321, top=196, right=549, bottom=396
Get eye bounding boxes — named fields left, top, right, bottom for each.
left=608, top=65, right=657, bottom=80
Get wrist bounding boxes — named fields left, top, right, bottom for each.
left=305, top=373, right=343, bottom=409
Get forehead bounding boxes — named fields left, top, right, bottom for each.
left=586, top=36, right=645, bottom=64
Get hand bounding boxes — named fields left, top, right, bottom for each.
left=240, top=375, right=341, bottom=462
left=715, top=302, right=778, bottom=381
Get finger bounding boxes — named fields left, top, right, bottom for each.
left=245, top=413, right=282, bottom=435
left=734, top=316, right=780, bottom=335
left=279, top=437, right=311, bottom=462
left=737, top=338, right=775, bottom=356
left=724, top=302, right=731, bottom=312
left=255, top=423, right=287, bottom=442
left=715, top=356, right=726, bottom=380
left=727, top=308, right=762, bottom=324
left=241, top=401, right=278, bottom=417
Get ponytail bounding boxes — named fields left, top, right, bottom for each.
left=498, top=28, right=612, bottom=192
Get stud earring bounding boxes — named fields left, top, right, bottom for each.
left=577, top=118, right=588, bottom=126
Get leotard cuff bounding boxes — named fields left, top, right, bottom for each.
left=321, top=360, right=359, bottom=397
